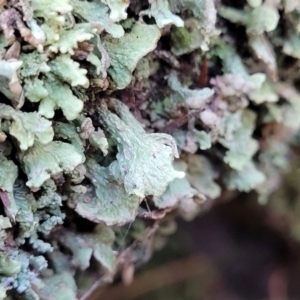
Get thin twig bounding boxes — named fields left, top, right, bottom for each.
left=85, top=254, right=211, bottom=300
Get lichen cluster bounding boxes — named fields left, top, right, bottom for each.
left=0, top=0, right=299, bottom=298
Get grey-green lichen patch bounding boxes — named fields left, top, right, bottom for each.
left=48, top=24, right=95, bottom=55
left=14, top=179, right=65, bottom=252
left=19, top=141, right=85, bottom=189
left=98, top=98, right=185, bottom=197
left=185, top=154, right=221, bottom=200
left=0, top=59, right=23, bottom=107
left=152, top=160, right=199, bottom=209
left=153, top=154, right=221, bottom=214
left=30, top=272, right=78, bottom=300
left=0, top=154, right=18, bottom=219
left=89, top=128, right=109, bottom=156
left=218, top=2, right=279, bottom=78
left=171, top=0, right=216, bottom=34
left=218, top=3, right=279, bottom=35
left=144, top=0, right=184, bottom=29
left=103, top=22, right=161, bottom=89
left=19, top=51, right=50, bottom=78
left=167, top=72, right=214, bottom=109
left=35, top=75, right=84, bottom=121
left=101, top=0, right=129, bottom=22
left=171, top=18, right=208, bottom=55
left=73, top=159, right=142, bottom=226
left=24, top=78, right=49, bottom=103
left=223, top=162, right=266, bottom=192
left=0, top=252, right=21, bottom=276
left=0, top=104, right=54, bottom=151
left=21, top=52, right=84, bottom=121
left=70, top=0, right=125, bottom=38
left=219, top=110, right=258, bottom=171
left=53, top=122, right=85, bottom=155
left=0, top=154, right=18, bottom=195
left=30, top=0, right=73, bottom=21
left=49, top=54, right=90, bottom=88
left=53, top=224, right=115, bottom=270
left=283, top=35, right=300, bottom=60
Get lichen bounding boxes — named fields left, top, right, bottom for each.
left=0, top=0, right=299, bottom=298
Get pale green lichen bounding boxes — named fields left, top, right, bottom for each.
left=19, top=141, right=85, bottom=189
left=70, top=0, right=125, bottom=38
left=0, top=154, right=18, bottom=219
left=248, top=34, right=277, bottom=79
left=224, top=162, right=266, bottom=192
left=89, top=128, right=109, bottom=156
left=0, top=155, right=18, bottom=196
left=87, top=34, right=111, bottom=80
left=0, top=252, right=21, bottom=276
left=249, top=80, right=278, bottom=104
left=218, top=3, right=279, bottom=35
left=31, top=0, right=73, bottom=21
left=0, top=59, right=23, bottom=107
left=20, top=51, right=50, bottom=78
left=35, top=75, right=84, bottom=121
left=73, top=159, right=142, bottom=225
left=98, top=98, right=185, bottom=197
left=48, top=24, right=95, bottom=55
left=146, top=0, right=184, bottom=29
left=30, top=272, right=77, bottom=300
left=101, top=0, right=129, bottom=22
left=185, top=154, right=221, bottom=200
left=283, top=35, right=300, bottom=60
left=54, top=225, right=115, bottom=270
left=24, top=78, right=49, bottom=103
left=194, top=130, right=211, bottom=150
left=219, top=110, right=258, bottom=171
left=0, top=104, right=54, bottom=151
left=14, top=179, right=65, bottom=252
left=153, top=160, right=200, bottom=210
left=53, top=122, right=85, bottom=154
left=167, top=72, right=214, bottom=109
left=50, top=54, right=89, bottom=88
left=103, top=22, right=161, bottom=89
left=171, top=0, right=216, bottom=34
